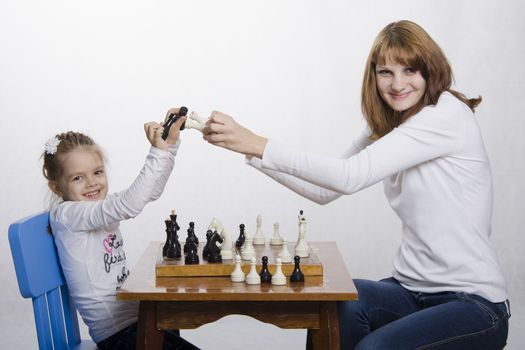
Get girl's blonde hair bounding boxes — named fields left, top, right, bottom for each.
left=42, top=131, right=104, bottom=201
left=362, top=20, right=481, bottom=140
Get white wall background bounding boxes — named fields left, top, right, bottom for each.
left=1, top=0, right=523, bottom=349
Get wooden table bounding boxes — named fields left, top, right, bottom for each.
left=117, top=241, right=357, bottom=350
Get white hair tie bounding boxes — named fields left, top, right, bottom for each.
left=44, top=136, right=61, bottom=155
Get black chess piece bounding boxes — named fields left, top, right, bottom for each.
left=207, top=230, right=224, bottom=263
left=189, top=222, right=199, bottom=244
left=202, top=229, right=213, bottom=258
left=184, top=236, right=200, bottom=265
left=162, top=106, right=188, bottom=140
left=166, top=213, right=181, bottom=259
left=184, top=221, right=199, bottom=254
left=259, top=256, right=272, bottom=283
left=235, top=224, right=246, bottom=249
left=162, top=219, right=172, bottom=257
left=290, top=256, right=305, bottom=282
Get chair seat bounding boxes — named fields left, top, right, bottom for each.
left=71, top=339, right=97, bottom=350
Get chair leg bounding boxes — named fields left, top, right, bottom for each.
left=306, top=329, right=313, bottom=350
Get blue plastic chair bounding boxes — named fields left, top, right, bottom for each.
left=8, top=211, right=97, bottom=350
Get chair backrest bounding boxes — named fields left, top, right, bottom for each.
left=8, top=212, right=83, bottom=350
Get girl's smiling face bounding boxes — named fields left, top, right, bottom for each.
left=57, top=148, right=108, bottom=202
left=375, top=60, right=426, bottom=112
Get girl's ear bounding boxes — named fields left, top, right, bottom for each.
left=49, top=181, right=63, bottom=198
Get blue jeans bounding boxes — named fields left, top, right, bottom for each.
left=96, top=322, right=200, bottom=350
left=338, top=278, right=510, bottom=350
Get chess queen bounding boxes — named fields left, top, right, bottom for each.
left=202, top=20, right=509, bottom=350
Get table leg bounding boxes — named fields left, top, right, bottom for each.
left=306, top=301, right=340, bottom=350
left=136, top=301, right=164, bottom=350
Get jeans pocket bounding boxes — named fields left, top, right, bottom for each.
left=457, top=293, right=503, bottom=325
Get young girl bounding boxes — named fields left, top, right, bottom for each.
left=42, top=109, right=199, bottom=350
left=201, top=21, right=510, bottom=349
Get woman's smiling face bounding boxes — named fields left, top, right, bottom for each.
left=375, top=60, right=426, bottom=112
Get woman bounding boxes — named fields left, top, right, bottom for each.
left=202, top=20, right=509, bottom=349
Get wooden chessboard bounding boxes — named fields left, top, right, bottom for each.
left=155, top=242, right=323, bottom=278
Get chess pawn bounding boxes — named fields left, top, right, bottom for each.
left=184, top=238, right=200, bottom=265
left=252, top=214, right=265, bottom=245
left=294, top=221, right=310, bottom=258
left=184, top=221, right=198, bottom=254
left=162, top=219, right=172, bottom=257
left=271, top=258, right=286, bottom=286
left=241, top=235, right=256, bottom=261
left=236, top=224, right=246, bottom=249
left=259, top=256, right=272, bottom=283
left=230, top=255, right=245, bottom=282
left=290, top=256, right=305, bottom=282
left=245, top=257, right=261, bottom=285
left=270, top=222, right=284, bottom=246
left=278, top=238, right=293, bottom=263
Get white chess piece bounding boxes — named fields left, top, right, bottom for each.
left=220, top=232, right=234, bottom=260
left=271, top=257, right=286, bottom=285
left=270, top=222, right=284, bottom=246
left=208, top=217, right=234, bottom=260
left=294, top=211, right=310, bottom=257
left=245, top=257, right=261, bottom=285
left=278, top=238, right=293, bottom=263
left=241, top=235, right=256, bottom=261
left=253, top=214, right=265, bottom=245
left=184, top=111, right=208, bottom=132
left=240, top=233, right=250, bottom=253
left=294, top=221, right=310, bottom=258
left=231, top=255, right=245, bottom=282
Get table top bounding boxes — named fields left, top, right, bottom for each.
left=117, top=241, right=357, bottom=302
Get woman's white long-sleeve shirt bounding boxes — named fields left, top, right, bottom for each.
left=50, top=143, right=179, bottom=343
left=247, top=92, right=507, bottom=302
